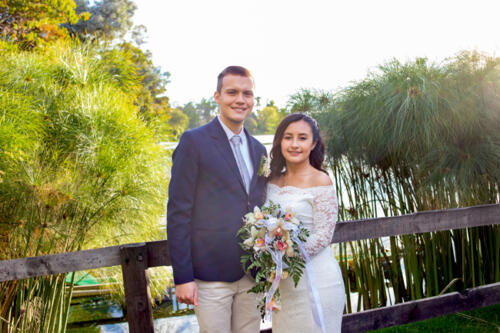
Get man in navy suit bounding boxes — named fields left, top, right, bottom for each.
left=167, top=66, right=267, bottom=332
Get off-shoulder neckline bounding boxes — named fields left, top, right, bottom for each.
left=267, top=183, right=334, bottom=191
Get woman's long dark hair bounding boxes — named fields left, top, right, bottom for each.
left=269, top=113, right=328, bottom=179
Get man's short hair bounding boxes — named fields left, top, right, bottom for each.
left=217, top=66, right=253, bottom=92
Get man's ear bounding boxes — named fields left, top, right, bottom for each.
left=214, top=91, right=220, bottom=104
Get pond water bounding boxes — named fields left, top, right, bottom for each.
left=67, top=294, right=272, bottom=333
left=68, top=314, right=199, bottom=333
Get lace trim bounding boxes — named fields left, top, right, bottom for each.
left=267, top=183, right=333, bottom=194
left=268, top=184, right=338, bottom=257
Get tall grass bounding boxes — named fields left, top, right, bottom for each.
left=303, top=52, right=500, bottom=312
left=0, top=41, right=169, bottom=332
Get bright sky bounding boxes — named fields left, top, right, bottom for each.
left=133, top=0, right=500, bottom=108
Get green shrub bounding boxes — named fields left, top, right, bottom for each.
left=0, top=41, right=169, bottom=332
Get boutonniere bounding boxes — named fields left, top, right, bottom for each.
left=257, top=156, right=271, bottom=177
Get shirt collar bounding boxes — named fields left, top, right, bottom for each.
left=217, top=115, right=246, bottom=143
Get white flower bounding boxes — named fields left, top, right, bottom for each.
left=243, top=237, right=254, bottom=247
left=250, top=226, right=258, bottom=238
left=253, top=206, right=264, bottom=220
left=257, top=156, right=271, bottom=177
left=244, top=212, right=256, bottom=225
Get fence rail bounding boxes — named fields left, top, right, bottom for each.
left=1, top=203, right=499, bottom=332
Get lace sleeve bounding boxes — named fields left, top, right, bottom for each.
left=304, top=186, right=339, bottom=257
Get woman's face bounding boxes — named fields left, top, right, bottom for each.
left=280, top=120, right=316, bottom=166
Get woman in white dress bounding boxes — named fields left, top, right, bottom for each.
left=267, top=113, right=345, bottom=333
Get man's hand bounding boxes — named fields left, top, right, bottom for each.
left=175, top=281, right=198, bottom=305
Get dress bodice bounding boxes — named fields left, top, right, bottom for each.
left=265, top=183, right=339, bottom=257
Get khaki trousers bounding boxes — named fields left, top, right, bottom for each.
left=194, top=275, right=261, bottom=333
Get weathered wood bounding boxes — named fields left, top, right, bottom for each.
left=0, top=240, right=170, bottom=283
left=341, top=282, right=500, bottom=332
left=120, top=243, right=154, bottom=333
left=146, top=240, right=171, bottom=267
left=1, top=204, right=498, bottom=282
left=0, top=244, right=122, bottom=282
left=0, top=204, right=498, bottom=333
left=261, top=282, right=500, bottom=332
left=332, top=203, right=500, bottom=243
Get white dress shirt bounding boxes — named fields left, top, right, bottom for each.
left=217, top=116, right=254, bottom=179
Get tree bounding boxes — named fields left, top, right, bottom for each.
left=167, top=108, right=189, bottom=138
left=0, top=0, right=86, bottom=48
left=179, top=102, right=202, bottom=129
left=244, top=113, right=258, bottom=134
left=257, top=104, right=282, bottom=134
left=197, top=97, right=218, bottom=124
left=287, top=88, right=334, bottom=114
left=68, top=0, right=136, bottom=40
left=177, top=97, right=218, bottom=130
left=98, top=41, right=183, bottom=140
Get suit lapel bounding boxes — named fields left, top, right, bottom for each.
left=208, top=119, right=247, bottom=194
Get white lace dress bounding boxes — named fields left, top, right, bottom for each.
left=266, top=183, right=345, bottom=333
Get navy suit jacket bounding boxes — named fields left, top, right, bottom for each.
left=167, top=118, right=267, bottom=284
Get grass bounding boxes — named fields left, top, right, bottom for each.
left=372, top=304, right=500, bottom=332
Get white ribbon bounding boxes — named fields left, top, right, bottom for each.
left=260, top=216, right=326, bottom=333
left=292, top=233, right=327, bottom=333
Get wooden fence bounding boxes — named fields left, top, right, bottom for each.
left=1, top=204, right=499, bottom=332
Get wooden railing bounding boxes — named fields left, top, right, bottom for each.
left=1, top=204, right=499, bottom=332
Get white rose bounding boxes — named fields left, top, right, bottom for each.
left=251, top=226, right=258, bottom=238
left=243, top=237, right=254, bottom=247
left=244, top=213, right=256, bottom=224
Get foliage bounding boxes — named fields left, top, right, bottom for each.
left=244, top=113, right=259, bottom=134
left=287, top=88, right=334, bottom=115
left=67, top=0, right=136, bottom=41
left=0, top=42, right=169, bottom=332
left=287, top=51, right=500, bottom=312
left=0, top=0, right=87, bottom=49
left=178, top=97, right=287, bottom=135
left=177, top=97, right=218, bottom=130
left=98, top=41, right=184, bottom=140
left=256, top=103, right=284, bottom=134
left=179, top=102, right=202, bottom=129
left=166, top=108, right=189, bottom=139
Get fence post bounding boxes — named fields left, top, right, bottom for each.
left=120, top=243, right=154, bottom=333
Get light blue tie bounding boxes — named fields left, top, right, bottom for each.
left=230, top=135, right=251, bottom=193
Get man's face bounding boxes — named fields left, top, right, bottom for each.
left=214, top=74, right=255, bottom=129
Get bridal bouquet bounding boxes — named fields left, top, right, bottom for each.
left=237, top=201, right=309, bottom=318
